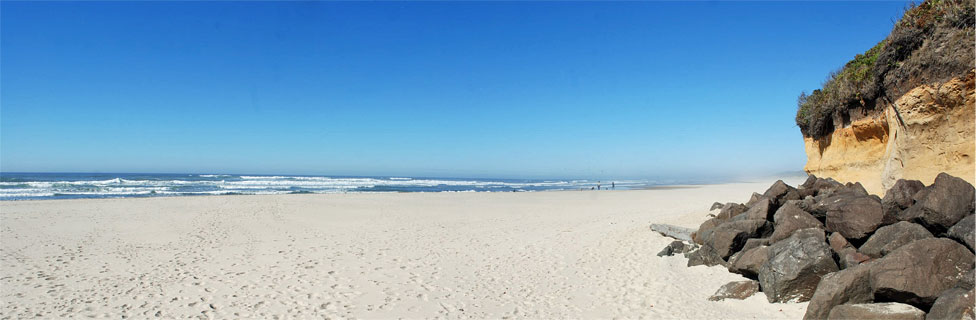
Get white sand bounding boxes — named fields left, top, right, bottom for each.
left=1, top=178, right=808, bottom=319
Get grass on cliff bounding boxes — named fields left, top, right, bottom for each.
left=795, top=0, right=975, bottom=139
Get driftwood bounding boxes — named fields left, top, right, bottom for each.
left=650, top=223, right=695, bottom=242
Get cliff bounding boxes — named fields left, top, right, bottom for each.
left=797, top=0, right=975, bottom=195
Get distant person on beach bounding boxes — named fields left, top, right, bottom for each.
left=597, top=181, right=601, bottom=190
left=612, top=182, right=615, bottom=189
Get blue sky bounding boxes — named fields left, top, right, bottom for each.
left=1, top=1, right=910, bottom=179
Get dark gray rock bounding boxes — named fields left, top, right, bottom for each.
left=838, top=250, right=872, bottom=269
left=759, top=228, right=839, bottom=303
left=898, top=173, right=976, bottom=235
left=947, top=214, right=975, bottom=252
left=708, top=280, right=760, bottom=301
left=825, top=195, right=884, bottom=240
left=828, top=232, right=854, bottom=255
left=827, top=303, right=926, bottom=320
left=717, top=203, right=749, bottom=220
left=927, top=288, right=975, bottom=320
left=883, top=179, right=926, bottom=225
left=657, top=240, right=697, bottom=257
left=764, top=180, right=802, bottom=206
left=693, top=218, right=723, bottom=245
left=741, top=237, right=770, bottom=253
left=801, top=175, right=820, bottom=189
left=771, top=202, right=824, bottom=243
left=700, top=219, right=772, bottom=259
left=732, top=198, right=774, bottom=222
left=728, top=245, right=769, bottom=279
left=686, top=244, right=727, bottom=267
left=957, top=269, right=975, bottom=291
left=870, top=238, right=975, bottom=310
left=803, top=263, right=875, bottom=320
left=746, top=192, right=764, bottom=207
left=859, top=222, right=934, bottom=258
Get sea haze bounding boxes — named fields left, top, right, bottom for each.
left=0, top=173, right=674, bottom=200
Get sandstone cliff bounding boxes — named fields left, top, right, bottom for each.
left=796, top=0, right=975, bottom=195
left=804, top=71, right=975, bottom=195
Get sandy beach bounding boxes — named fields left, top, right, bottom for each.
left=1, top=178, right=807, bottom=319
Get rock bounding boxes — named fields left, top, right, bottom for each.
left=657, top=240, right=697, bottom=257
left=898, top=173, right=976, bottom=234
left=838, top=250, right=872, bottom=269
left=728, top=245, right=769, bottom=279
left=741, top=237, right=770, bottom=252
left=686, top=244, right=727, bottom=267
left=883, top=179, right=926, bottom=224
left=770, top=202, right=824, bottom=243
left=803, top=263, right=875, bottom=320
left=759, top=228, right=839, bottom=303
left=764, top=180, right=802, bottom=206
left=825, top=195, right=884, bottom=240
left=927, top=288, right=975, bottom=320
left=650, top=224, right=696, bottom=242
left=870, top=238, right=975, bottom=310
left=700, top=219, right=772, bottom=259
left=828, top=232, right=854, bottom=255
left=859, top=222, right=934, bottom=258
left=801, top=175, right=819, bottom=189
left=947, top=214, right=975, bottom=252
left=694, top=218, right=723, bottom=245
left=844, top=182, right=871, bottom=197
left=717, top=203, right=749, bottom=220
left=708, top=280, right=760, bottom=301
left=732, top=198, right=774, bottom=222
left=746, top=192, right=763, bottom=207
left=827, top=303, right=926, bottom=320
left=710, top=202, right=725, bottom=211
left=957, top=269, right=975, bottom=291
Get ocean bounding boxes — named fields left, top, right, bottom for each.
left=0, top=173, right=665, bottom=200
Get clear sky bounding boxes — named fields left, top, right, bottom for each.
left=1, top=1, right=910, bottom=179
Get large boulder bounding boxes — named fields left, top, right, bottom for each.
left=828, top=232, right=854, bottom=255
left=882, top=179, right=926, bottom=224
left=870, top=238, right=975, bottom=310
left=728, top=245, right=769, bottom=279
left=770, top=202, right=824, bottom=243
left=716, top=203, right=749, bottom=220
left=803, top=263, right=875, bottom=320
left=732, top=198, right=775, bottom=222
left=693, top=218, right=723, bottom=245
left=838, top=250, right=872, bottom=270
left=825, top=195, right=884, bottom=241
left=686, top=244, right=727, bottom=267
left=827, top=303, right=926, bottom=320
left=741, top=237, right=770, bottom=253
left=926, top=288, right=975, bottom=320
left=947, top=214, right=975, bottom=252
left=700, top=219, right=772, bottom=259
left=801, top=175, right=844, bottom=195
left=657, top=240, right=697, bottom=257
left=898, top=173, right=976, bottom=234
left=858, top=222, right=934, bottom=258
left=764, top=180, right=802, bottom=206
left=759, top=228, right=839, bottom=303
left=708, top=280, right=760, bottom=301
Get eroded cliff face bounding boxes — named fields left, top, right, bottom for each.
left=804, top=71, right=975, bottom=196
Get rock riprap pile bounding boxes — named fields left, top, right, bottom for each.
left=660, top=173, right=975, bottom=319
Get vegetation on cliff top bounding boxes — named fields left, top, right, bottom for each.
left=796, top=0, right=975, bottom=139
